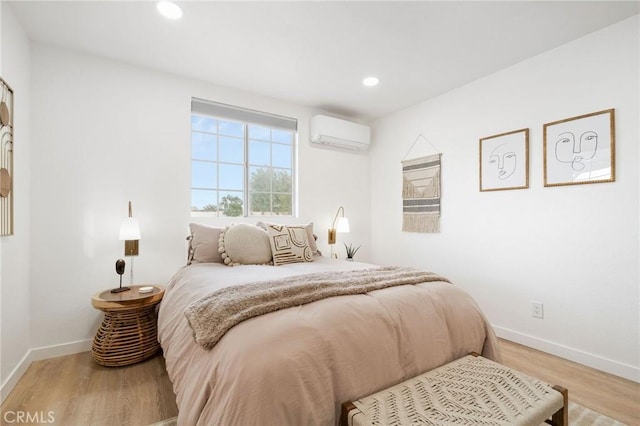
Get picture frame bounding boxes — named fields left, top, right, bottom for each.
left=479, top=128, right=529, bottom=192
left=0, top=77, right=13, bottom=236
left=543, top=109, right=615, bottom=187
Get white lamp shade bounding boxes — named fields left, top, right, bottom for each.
left=119, top=217, right=141, bottom=240
left=336, top=217, right=350, bottom=233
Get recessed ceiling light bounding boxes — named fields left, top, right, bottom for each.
left=157, top=1, right=183, bottom=20
left=362, top=76, right=379, bottom=87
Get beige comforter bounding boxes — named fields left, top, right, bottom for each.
left=158, top=258, right=501, bottom=426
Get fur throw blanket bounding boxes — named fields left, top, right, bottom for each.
left=185, top=266, right=450, bottom=349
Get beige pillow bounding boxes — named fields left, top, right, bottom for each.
left=257, top=221, right=320, bottom=256
left=264, top=224, right=313, bottom=266
left=188, top=223, right=224, bottom=264
left=218, top=223, right=273, bottom=266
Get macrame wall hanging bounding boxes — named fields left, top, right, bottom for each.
left=401, top=134, right=441, bottom=233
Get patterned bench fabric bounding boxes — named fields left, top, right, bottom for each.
left=347, top=355, right=564, bottom=426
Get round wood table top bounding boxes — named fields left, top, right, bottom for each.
left=91, top=285, right=165, bottom=311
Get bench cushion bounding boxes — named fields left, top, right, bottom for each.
left=344, top=355, right=564, bottom=425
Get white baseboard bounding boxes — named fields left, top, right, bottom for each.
left=494, top=325, right=639, bottom=383
left=0, top=350, right=31, bottom=403
left=1, top=339, right=92, bottom=403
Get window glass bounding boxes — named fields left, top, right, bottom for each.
left=249, top=140, right=270, bottom=166
left=249, top=125, right=270, bottom=141
left=192, top=132, right=217, bottom=161
left=191, top=116, right=217, bottom=133
left=219, top=121, right=243, bottom=137
left=190, top=108, right=296, bottom=217
left=191, top=189, right=218, bottom=212
left=219, top=164, right=244, bottom=191
left=249, top=167, right=271, bottom=192
left=273, top=169, right=291, bottom=190
left=272, top=144, right=291, bottom=169
left=249, top=192, right=271, bottom=215
left=218, top=190, right=243, bottom=217
left=272, top=193, right=292, bottom=215
left=192, top=161, right=217, bottom=189
left=219, top=136, right=244, bottom=164
left=272, top=129, right=293, bottom=144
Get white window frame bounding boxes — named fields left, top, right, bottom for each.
left=190, top=98, right=298, bottom=218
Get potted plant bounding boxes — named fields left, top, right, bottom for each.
left=344, top=243, right=361, bottom=261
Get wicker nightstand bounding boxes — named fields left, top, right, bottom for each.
left=91, top=285, right=165, bottom=367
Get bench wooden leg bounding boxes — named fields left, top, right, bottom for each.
left=549, top=385, right=568, bottom=426
left=340, top=401, right=357, bottom=426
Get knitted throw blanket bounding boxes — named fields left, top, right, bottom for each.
left=185, top=266, right=450, bottom=350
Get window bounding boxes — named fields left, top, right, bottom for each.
left=191, top=98, right=297, bottom=217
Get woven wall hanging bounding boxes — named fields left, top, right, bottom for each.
left=401, top=135, right=441, bottom=233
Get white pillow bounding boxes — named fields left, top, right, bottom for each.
left=263, top=224, right=313, bottom=266
left=218, top=223, right=273, bottom=266
left=188, top=223, right=224, bottom=264
left=257, top=221, right=320, bottom=256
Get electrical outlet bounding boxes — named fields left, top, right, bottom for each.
left=531, top=301, right=544, bottom=319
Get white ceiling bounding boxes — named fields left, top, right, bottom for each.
left=8, top=1, right=640, bottom=122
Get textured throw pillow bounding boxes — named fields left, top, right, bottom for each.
left=218, top=223, right=273, bottom=266
left=264, top=224, right=313, bottom=266
left=257, top=221, right=320, bottom=256
left=188, top=223, right=224, bottom=264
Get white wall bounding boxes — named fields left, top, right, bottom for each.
left=370, top=16, right=639, bottom=381
left=0, top=3, right=31, bottom=398
left=28, top=43, right=370, bottom=351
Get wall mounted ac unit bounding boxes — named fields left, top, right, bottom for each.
left=310, top=115, right=371, bottom=151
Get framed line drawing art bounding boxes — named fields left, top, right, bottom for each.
left=544, top=109, right=615, bottom=187
left=479, top=128, right=529, bottom=192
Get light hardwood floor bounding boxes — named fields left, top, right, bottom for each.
left=1, top=352, right=178, bottom=426
left=499, top=339, right=639, bottom=425
left=1, top=339, right=638, bottom=425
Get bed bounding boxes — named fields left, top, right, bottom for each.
left=158, top=227, right=501, bottom=426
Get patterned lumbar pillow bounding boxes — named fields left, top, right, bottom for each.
left=256, top=221, right=321, bottom=256
left=218, top=223, right=273, bottom=266
left=264, top=224, right=313, bottom=266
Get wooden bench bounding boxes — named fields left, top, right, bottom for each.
left=341, top=353, right=568, bottom=426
